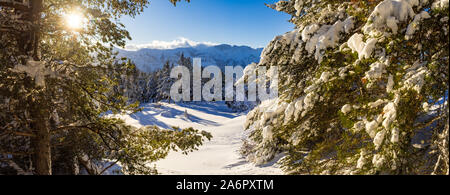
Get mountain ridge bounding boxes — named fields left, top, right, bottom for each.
left=116, top=44, right=263, bottom=72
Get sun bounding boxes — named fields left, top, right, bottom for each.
left=64, top=11, right=85, bottom=30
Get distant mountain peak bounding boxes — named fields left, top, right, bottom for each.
left=117, top=40, right=263, bottom=72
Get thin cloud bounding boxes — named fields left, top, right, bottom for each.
left=124, top=37, right=218, bottom=51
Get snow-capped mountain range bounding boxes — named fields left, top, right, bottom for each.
left=116, top=39, right=263, bottom=72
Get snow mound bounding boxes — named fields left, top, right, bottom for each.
left=117, top=102, right=282, bottom=175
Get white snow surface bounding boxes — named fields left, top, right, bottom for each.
left=363, top=0, right=416, bottom=34
left=302, top=17, right=355, bottom=63
left=406, top=11, right=431, bottom=40
left=347, top=34, right=378, bottom=60
left=117, top=102, right=283, bottom=175
left=11, top=60, right=57, bottom=87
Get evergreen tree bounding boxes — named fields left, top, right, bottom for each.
left=178, top=53, right=194, bottom=102
left=241, top=0, right=449, bottom=175
left=0, top=0, right=211, bottom=175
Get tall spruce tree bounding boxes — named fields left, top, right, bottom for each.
left=241, top=0, right=448, bottom=175
left=177, top=53, right=193, bottom=102
left=0, top=0, right=211, bottom=175
left=156, top=60, right=174, bottom=102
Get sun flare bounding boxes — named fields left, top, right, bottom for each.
left=64, top=11, right=85, bottom=30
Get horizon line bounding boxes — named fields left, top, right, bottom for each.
left=121, top=37, right=265, bottom=51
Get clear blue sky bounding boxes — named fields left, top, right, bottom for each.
left=120, top=0, right=294, bottom=49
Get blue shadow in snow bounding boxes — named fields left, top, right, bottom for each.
left=175, top=101, right=240, bottom=119
left=130, top=103, right=222, bottom=129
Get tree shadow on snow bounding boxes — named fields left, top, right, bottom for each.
left=176, top=101, right=240, bottom=119
left=130, top=104, right=221, bottom=129
left=223, top=153, right=285, bottom=170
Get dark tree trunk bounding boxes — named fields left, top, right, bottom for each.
left=30, top=103, right=52, bottom=175
left=2, top=0, right=50, bottom=175
left=30, top=0, right=42, bottom=60
left=28, top=0, right=51, bottom=175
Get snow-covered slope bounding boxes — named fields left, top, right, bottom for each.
left=116, top=44, right=263, bottom=72
left=116, top=102, right=282, bottom=175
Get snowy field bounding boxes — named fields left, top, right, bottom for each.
left=117, top=102, right=283, bottom=175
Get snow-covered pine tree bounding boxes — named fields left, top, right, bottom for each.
left=0, top=0, right=211, bottom=175
left=241, top=0, right=449, bottom=175
left=113, top=61, right=153, bottom=104
left=178, top=53, right=195, bottom=102
left=146, top=71, right=160, bottom=102
left=156, top=60, right=175, bottom=102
